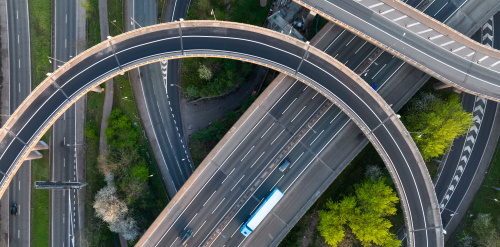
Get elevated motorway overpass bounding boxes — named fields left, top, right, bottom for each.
left=294, top=0, right=500, bottom=101
left=0, top=21, right=441, bottom=246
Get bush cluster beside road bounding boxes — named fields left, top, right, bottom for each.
left=180, top=0, right=269, bottom=100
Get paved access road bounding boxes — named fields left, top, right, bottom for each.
left=294, top=0, right=500, bottom=101
left=6, top=0, right=31, bottom=245
left=0, top=22, right=441, bottom=246
left=50, top=1, right=82, bottom=246
left=131, top=0, right=193, bottom=196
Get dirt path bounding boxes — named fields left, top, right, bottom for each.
left=300, top=202, right=321, bottom=247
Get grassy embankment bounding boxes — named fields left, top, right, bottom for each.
left=83, top=0, right=168, bottom=245
left=29, top=0, right=51, bottom=246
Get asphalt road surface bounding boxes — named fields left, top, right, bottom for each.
left=6, top=0, right=31, bottom=245
left=0, top=22, right=440, bottom=246
left=131, top=0, right=193, bottom=196
left=296, top=0, right=500, bottom=100
left=50, top=1, right=81, bottom=246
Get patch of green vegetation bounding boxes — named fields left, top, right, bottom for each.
left=279, top=145, right=405, bottom=247
left=181, top=58, right=252, bottom=99
left=31, top=133, right=50, bottom=247
left=29, top=0, right=51, bottom=245
left=80, top=0, right=101, bottom=47
left=29, top=0, right=51, bottom=87
left=83, top=90, right=115, bottom=246
left=189, top=94, right=258, bottom=166
left=186, top=0, right=269, bottom=25
left=453, top=139, right=500, bottom=246
left=181, top=0, right=270, bottom=99
left=158, top=0, right=166, bottom=22
left=108, top=0, right=124, bottom=36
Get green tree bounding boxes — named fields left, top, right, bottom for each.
left=403, top=93, right=473, bottom=161
left=318, top=179, right=401, bottom=247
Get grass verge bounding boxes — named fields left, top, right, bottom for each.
left=29, top=0, right=51, bottom=245
left=31, top=133, right=50, bottom=247
left=29, top=0, right=51, bottom=87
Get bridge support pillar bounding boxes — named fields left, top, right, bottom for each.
left=32, top=141, right=48, bottom=151
left=90, top=85, right=103, bottom=93
left=304, top=10, right=317, bottom=29
left=433, top=81, right=453, bottom=90
left=25, top=151, right=43, bottom=160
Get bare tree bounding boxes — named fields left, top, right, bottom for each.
left=93, top=185, right=128, bottom=223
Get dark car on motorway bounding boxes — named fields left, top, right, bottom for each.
left=181, top=229, right=192, bottom=246
left=10, top=203, right=17, bottom=215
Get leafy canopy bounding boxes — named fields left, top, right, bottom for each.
left=318, top=179, right=401, bottom=247
left=403, top=93, right=473, bottom=161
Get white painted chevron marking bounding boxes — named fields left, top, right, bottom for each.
left=457, top=165, right=464, bottom=173
left=475, top=96, right=487, bottom=104
left=474, top=105, right=484, bottom=114
left=453, top=175, right=459, bottom=182
left=466, top=135, right=476, bottom=144
left=483, top=33, right=494, bottom=41
left=460, top=155, right=468, bottom=163
left=483, top=22, right=493, bottom=31
left=469, top=125, right=479, bottom=134
left=448, top=185, right=455, bottom=191
left=444, top=194, right=450, bottom=201
left=472, top=115, right=482, bottom=124
left=463, top=145, right=472, bottom=153
left=440, top=204, right=444, bottom=209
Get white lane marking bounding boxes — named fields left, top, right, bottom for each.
left=369, top=2, right=384, bottom=8
left=16, top=10, right=18, bottom=19
left=312, top=92, right=319, bottom=99
left=434, top=2, right=448, bottom=17
left=261, top=123, right=275, bottom=138
left=270, top=175, right=284, bottom=190
left=184, top=213, right=198, bottom=229
left=290, top=152, right=305, bottom=169
left=250, top=152, right=265, bottom=168
left=371, top=64, right=387, bottom=79
left=212, top=198, right=225, bottom=214
left=221, top=168, right=235, bottom=184
left=17, top=34, right=19, bottom=44
left=18, top=59, right=20, bottom=68
left=271, top=129, right=285, bottom=145
left=203, top=191, right=217, bottom=207
left=18, top=180, right=20, bottom=190
left=440, top=41, right=454, bottom=47
left=310, top=129, right=325, bottom=146
left=231, top=223, right=244, bottom=238
left=193, top=221, right=207, bottom=236
left=231, top=175, right=245, bottom=191
left=380, top=9, right=394, bottom=15
left=392, top=15, right=407, bottom=22
left=291, top=106, right=307, bottom=122
left=240, top=146, right=255, bottom=162
left=345, top=35, right=356, bottom=46
left=282, top=98, right=297, bottom=114
left=355, top=41, right=367, bottom=54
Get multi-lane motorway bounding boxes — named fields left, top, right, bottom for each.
left=6, top=0, right=31, bottom=245
left=50, top=1, right=83, bottom=246
left=0, top=21, right=441, bottom=246
left=295, top=0, right=500, bottom=100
